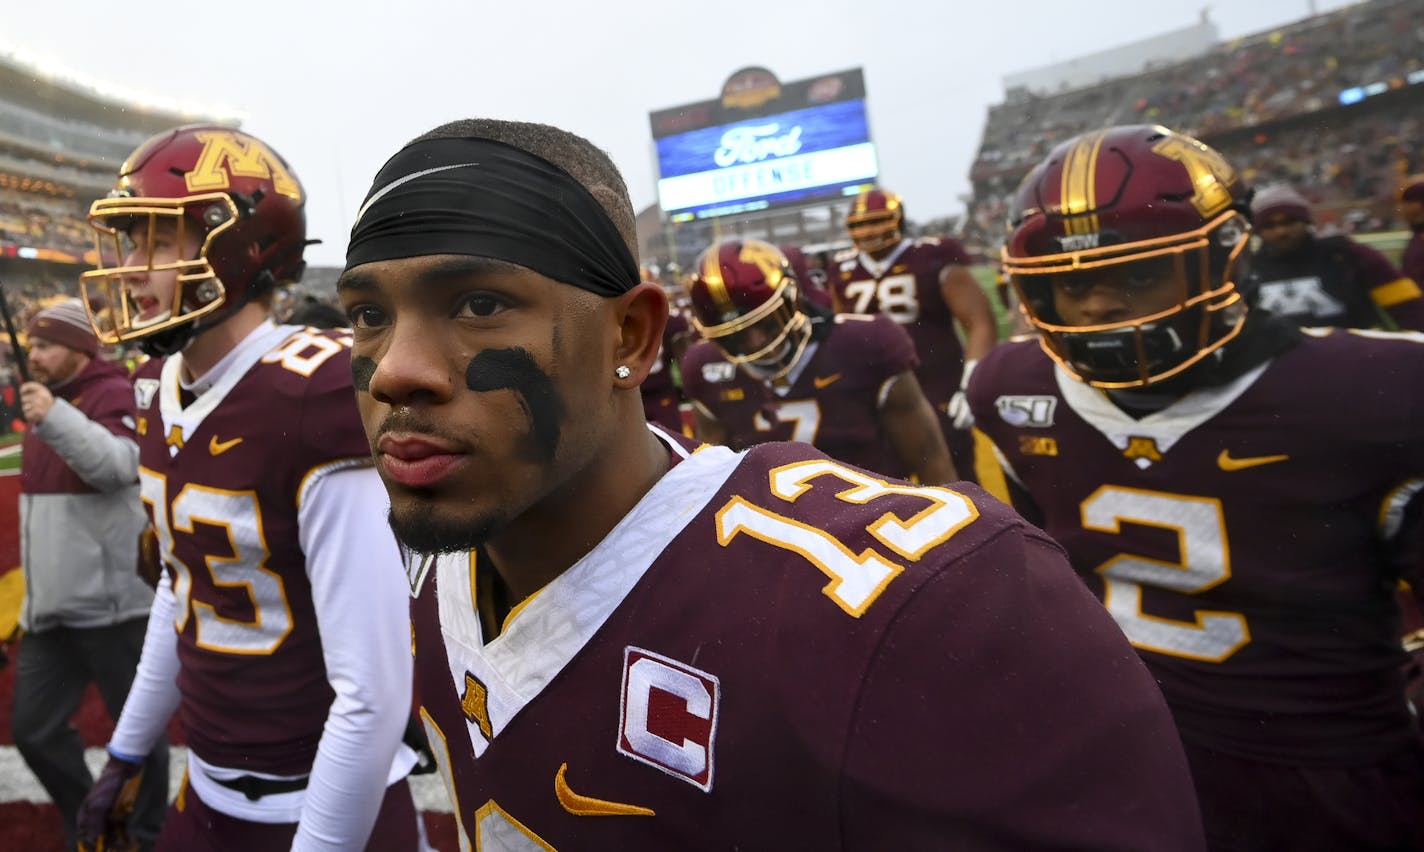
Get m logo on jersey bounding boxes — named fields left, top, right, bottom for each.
left=1123, top=436, right=1163, bottom=465
left=995, top=395, right=1057, bottom=427
left=1254, top=277, right=1345, bottom=319
left=618, top=647, right=719, bottom=791
left=185, top=130, right=302, bottom=200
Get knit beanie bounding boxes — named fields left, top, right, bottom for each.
left=1250, top=185, right=1312, bottom=227
left=25, top=299, right=99, bottom=357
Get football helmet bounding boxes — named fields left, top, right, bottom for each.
left=80, top=125, right=308, bottom=355
left=688, top=239, right=810, bottom=381
left=846, top=189, right=904, bottom=254
left=1002, top=125, right=1250, bottom=389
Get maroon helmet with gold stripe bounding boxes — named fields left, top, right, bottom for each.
left=1003, top=124, right=1251, bottom=388
left=688, top=239, right=810, bottom=381
left=81, top=125, right=308, bottom=355
left=846, top=188, right=904, bottom=254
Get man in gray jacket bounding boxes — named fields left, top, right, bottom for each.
left=14, top=299, right=167, bottom=850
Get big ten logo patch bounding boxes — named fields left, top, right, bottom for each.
left=618, top=647, right=719, bottom=791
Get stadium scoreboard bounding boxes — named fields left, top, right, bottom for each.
left=650, top=67, right=878, bottom=222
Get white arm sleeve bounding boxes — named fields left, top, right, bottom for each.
left=291, top=465, right=412, bottom=852
left=108, top=579, right=181, bottom=761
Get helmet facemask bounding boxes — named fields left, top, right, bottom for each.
left=694, top=277, right=811, bottom=382
left=846, top=208, right=902, bottom=255
left=1006, top=210, right=1250, bottom=389
left=80, top=193, right=239, bottom=353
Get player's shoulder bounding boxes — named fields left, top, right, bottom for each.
left=679, top=339, right=738, bottom=391
left=976, top=336, right=1051, bottom=382
left=1294, top=325, right=1424, bottom=358
left=248, top=325, right=357, bottom=398
left=829, top=311, right=911, bottom=354
left=908, top=235, right=969, bottom=264
left=727, top=441, right=1046, bottom=617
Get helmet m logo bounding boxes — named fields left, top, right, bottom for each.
left=1151, top=132, right=1236, bottom=218
left=738, top=242, right=786, bottom=288
left=186, top=131, right=302, bottom=200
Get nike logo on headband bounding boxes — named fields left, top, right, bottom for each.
left=353, top=163, right=480, bottom=225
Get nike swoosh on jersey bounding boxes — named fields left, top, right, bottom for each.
left=813, top=373, right=842, bottom=389
left=554, top=763, right=655, bottom=817
left=1216, top=450, right=1288, bottom=471
left=209, top=435, right=244, bottom=456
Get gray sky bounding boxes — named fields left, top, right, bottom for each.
left=6, top=0, right=1347, bottom=267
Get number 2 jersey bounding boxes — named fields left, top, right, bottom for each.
left=130, top=321, right=376, bottom=775
left=968, top=328, right=1424, bottom=766
left=408, top=429, right=1204, bottom=850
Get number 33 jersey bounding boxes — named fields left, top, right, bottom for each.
left=408, top=433, right=1204, bottom=850
left=132, top=321, right=371, bottom=775
left=968, top=328, right=1424, bottom=766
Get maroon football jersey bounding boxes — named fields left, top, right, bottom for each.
left=679, top=313, right=917, bottom=478
left=830, top=237, right=971, bottom=409
left=133, top=323, right=370, bottom=775
left=408, top=438, right=1203, bottom=850
left=640, top=310, right=689, bottom=434
left=968, top=329, right=1424, bottom=766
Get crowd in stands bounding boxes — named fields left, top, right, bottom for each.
left=0, top=188, right=94, bottom=259
left=965, top=0, right=1422, bottom=250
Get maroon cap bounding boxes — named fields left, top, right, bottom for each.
left=26, top=299, right=99, bottom=357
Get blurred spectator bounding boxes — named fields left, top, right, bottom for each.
left=286, top=295, right=349, bottom=329
left=1401, top=174, right=1424, bottom=285
left=1243, top=185, right=1424, bottom=330
left=12, top=299, right=168, bottom=849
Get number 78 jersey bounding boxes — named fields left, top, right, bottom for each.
left=831, top=236, right=971, bottom=404
left=967, top=330, right=1424, bottom=766
left=132, top=322, right=372, bottom=776
left=408, top=438, right=1202, bottom=850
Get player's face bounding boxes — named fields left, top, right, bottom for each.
left=338, top=254, right=618, bottom=554
left=121, top=218, right=201, bottom=326
left=1049, top=255, right=1182, bottom=327
left=27, top=337, right=86, bottom=386
left=1255, top=218, right=1309, bottom=255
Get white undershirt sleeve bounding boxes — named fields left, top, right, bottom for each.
left=108, top=580, right=181, bottom=762
left=291, top=464, right=412, bottom=852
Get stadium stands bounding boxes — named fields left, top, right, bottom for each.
left=966, top=0, right=1422, bottom=251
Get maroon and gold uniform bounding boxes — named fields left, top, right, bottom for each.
left=129, top=323, right=372, bottom=772
left=680, top=313, right=916, bottom=477
left=640, top=309, right=689, bottom=435
left=969, top=328, right=1424, bottom=842
left=408, top=432, right=1204, bottom=850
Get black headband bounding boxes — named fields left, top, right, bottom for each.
left=344, top=136, right=639, bottom=297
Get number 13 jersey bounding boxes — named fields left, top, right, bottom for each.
left=407, top=430, right=1203, bottom=850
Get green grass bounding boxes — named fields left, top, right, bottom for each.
left=970, top=263, right=1017, bottom=341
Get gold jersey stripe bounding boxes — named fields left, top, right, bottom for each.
left=1370, top=277, right=1423, bottom=308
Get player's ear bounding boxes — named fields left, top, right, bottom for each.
left=610, top=282, right=668, bottom=388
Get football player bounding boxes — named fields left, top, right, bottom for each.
left=638, top=288, right=691, bottom=435
left=74, top=126, right=421, bottom=851
left=1243, top=184, right=1424, bottom=331
left=1401, top=174, right=1424, bottom=290
left=969, top=124, right=1424, bottom=850
left=830, top=189, right=998, bottom=477
left=680, top=238, right=955, bottom=485
left=335, top=117, right=1205, bottom=850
